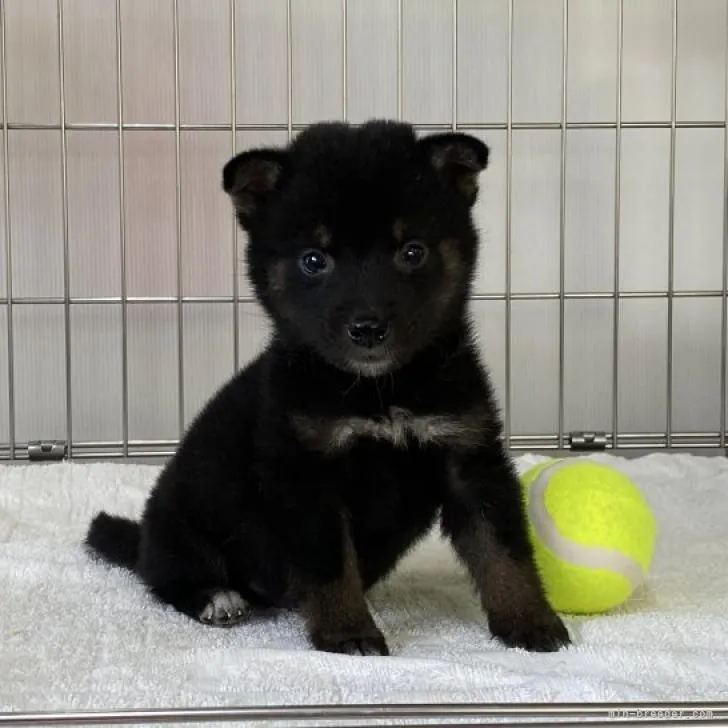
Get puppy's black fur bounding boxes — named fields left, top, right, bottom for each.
left=86, top=120, right=569, bottom=656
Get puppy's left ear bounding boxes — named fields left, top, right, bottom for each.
left=418, top=133, right=489, bottom=206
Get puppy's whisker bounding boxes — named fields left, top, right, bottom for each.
left=342, top=373, right=361, bottom=397
left=374, top=376, right=384, bottom=409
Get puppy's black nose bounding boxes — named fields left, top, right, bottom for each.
left=347, top=316, right=390, bottom=348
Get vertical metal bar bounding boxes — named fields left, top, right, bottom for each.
left=342, top=0, right=348, bottom=120
left=286, top=0, right=293, bottom=140
left=0, top=0, right=14, bottom=459
left=57, top=0, right=72, bottom=458
left=230, top=0, right=239, bottom=372
left=720, top=5, right=728, bottom=450
left=612, top=0, right=624, bottom=450
left=397, top=0, right=403, bottom=121
left=115, top=0, right=129, bottom=457
left=558, top=0, right=569, bottom=448
left=173, top=0, right=184, bottom=436
left=504, top=0, right=514, bottom=449
left=666, top=0, right=678, bottom=449
left=451, top=0, right=457, bottom=131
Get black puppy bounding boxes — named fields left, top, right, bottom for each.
left=86, top=120, right=569, bottom=656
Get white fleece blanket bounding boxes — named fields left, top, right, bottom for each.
left=1, top=452, right=728, bottom=716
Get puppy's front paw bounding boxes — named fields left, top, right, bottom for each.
left=489, top=608, right=570, bottom=652
left=311, top=624, right=390, bottom=656
left=197, top=589, right=250, bottom=627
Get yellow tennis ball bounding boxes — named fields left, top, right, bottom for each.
left=520, top=458, right=657, bottom=615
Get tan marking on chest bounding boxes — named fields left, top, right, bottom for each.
left=291, top=406, right=486, bottom=454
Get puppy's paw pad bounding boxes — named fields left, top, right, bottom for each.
left=340, top=636, right=390, bottom=657
left=489, top=610, right=570, bottom=652
left=312, top=627, right=390, bottom=656
left=197, top=589, right=250, bottom=627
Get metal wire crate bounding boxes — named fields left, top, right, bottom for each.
left=1, top=0, right=728, bottom=726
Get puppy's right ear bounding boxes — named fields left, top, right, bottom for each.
left=417, top=132, right=489, bottom=206
left=222, top=149, right=288, bottom=230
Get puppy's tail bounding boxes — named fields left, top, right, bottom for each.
left=85, top=512, right=140, bottom=571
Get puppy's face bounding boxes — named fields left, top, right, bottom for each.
left=223, top=121, right=489, bottom=377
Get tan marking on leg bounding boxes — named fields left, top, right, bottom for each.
left=455, top=517, right=547, bottom=620
left=304, top=518, right=370, bottom=633
left=303, top=515, right=388, bottom=655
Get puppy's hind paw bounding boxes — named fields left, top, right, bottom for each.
left=197, top=589, right=250, bottom=627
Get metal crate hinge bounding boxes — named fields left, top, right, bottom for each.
left=27, top=440, right=68, bottom=462
left=568, top=431, right=607, bottom=452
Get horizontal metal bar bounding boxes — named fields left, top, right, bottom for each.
left=50, top=450, right=178, bottom=460
left=4, top=444, right=725, bottom=461
left=1, top=290, right=725, bottom=306
left=2, top=120, right=725, bottom=132
left=509, top=442, right=724, bottom=452
left=509, top=439, right=725, bottom=452
left=616, top=431, right=723, bottom=440
left=0, top=439, right=177, bottom=462
left=64, top=438, right=178, bottom=448
left=0, top=296, right=240, bottom=305
left=0, top=702, right=725, bottom=728
left=6, top=720, right=722, bottom=728
left=0, top=719, right=724, bottom=728
left=518, top=431, right=723, bottom=441
left=509, top=430, right=723, bottom=443
left=2, top=432, right=726, bottom=462
left=4, top=122, right=449, bottom=132
left=475, top=290, right=728, bottom=301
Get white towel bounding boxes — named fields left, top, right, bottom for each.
left=1, top=452, right=727, bottom=714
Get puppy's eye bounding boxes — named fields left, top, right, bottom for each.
left=396, top=240, right=429, bottom=270
left=299, top=249, right=332, bottom=277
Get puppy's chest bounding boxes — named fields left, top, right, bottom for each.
left=291, top=405, right=485, bottom=453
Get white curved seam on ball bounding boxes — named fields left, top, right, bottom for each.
left=526, top=459, right=646, bottom=590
